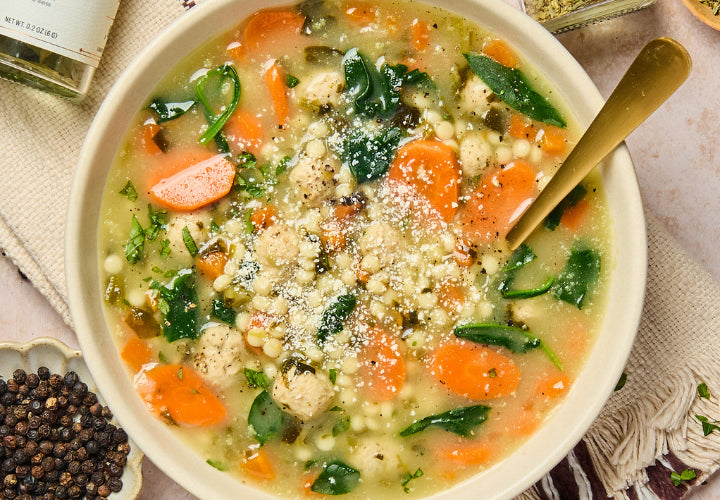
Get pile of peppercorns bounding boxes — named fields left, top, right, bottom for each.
left=0, top=367, right=131, bottom=499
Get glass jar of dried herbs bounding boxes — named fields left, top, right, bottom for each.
left=522, top=0, right=656, bottom=33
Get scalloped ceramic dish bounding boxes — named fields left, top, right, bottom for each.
left=0, top=338, right=143, bottom=499
left=65, top=0, right=647, bottom=498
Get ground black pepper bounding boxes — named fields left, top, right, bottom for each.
left=1, top=368, right=131, bottom=499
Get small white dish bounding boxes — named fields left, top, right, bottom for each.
left=0, top=337, right=144, bottom=500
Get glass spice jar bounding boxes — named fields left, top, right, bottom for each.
left=0, top=0, right=120, bottom=101
left=522, top=0, right=657, bottom=33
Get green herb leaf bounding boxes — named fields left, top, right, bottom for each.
left=463, top=53, right=566, bottom=128
left=317, top=294, right=356, bottom=343
left=553, top=246, right=601, bottom=309
left=670, top=468, right=696, bottom=487
left=332, top=415, right=350, bottom=436
left=311, top=460, right=361, bottom=495
left=614, top=372, right=628, bottom=391
left=149, top=98, right=196, bottom=123
left=182, top=226, right=198, bottom=256
left=328, top=368, right=337, bottom=384
left=158, top=269, right=199, bottom=342
left=211, top=298, right=236, bottom=325
left=454, top=323, right=562, bottom=370
left=498, top=244, right=552, bottom=299
left=339, top=126, right=402, bottom=183
left=244, top=209, right=254, bottom=234
left=286, top=74, right=300, bottom=88
left=244, top=368, right=270, bottom=389
left=206, top=459, right=227, bottom=471
left=275, top=155, right=292, bottom=176
left=698, top=382, right=711, bottom=399
left=196, top=64, right=241, bottom=146
left=119, top=181, right=138, bottom=202
left=544, top=184, right=587, bottom=231
left=210, top=220, right=220, bottom=233
left=399, top=404, right=490, bottom=437
left=145, top=204, right=168, bottom=241
left=401, top=468, right=424, bottom=493
left=125, top=215, right=145, bottom=264
left=502, top=243, right=536, bottom=272
left=696, top=415, right=720, bottom=436
left=248, top=390, right=283, bottom=446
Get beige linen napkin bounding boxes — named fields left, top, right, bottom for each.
left=1, top=1, right=719, bottom=498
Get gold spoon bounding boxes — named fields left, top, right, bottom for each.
left=505, top=37, right=692, bottom=250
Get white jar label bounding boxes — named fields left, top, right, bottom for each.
left=0, top=0, right=120, bottom=68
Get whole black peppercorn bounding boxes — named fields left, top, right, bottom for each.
left=55, top=484, right=68, bottom=498
left=31, top=465, right=44, bottom=480
left=25, top=374, right=39, bottom=389
left=30, top=453, right=43, bottom=466
left=45, top=470, right=58, bottom=483
left=14, top=464, right=29, bottom=478
left=76, top=448, right=88, bottom=461
left=1, top=392, right=15, bottom=407
left=28, top=416, right=41, bottom=430
left=3, top=487, right=17, bottom=498
left=97, top=483, right=111, bottom=497
left=37, top=424, right=50, bottom=439
left=92, top=418, right=106, bottom=432
left=57, top=396, right=68, bottom=409
left=59, top=428, right=74, bottom=443
left=107, top=462, right=123, bottom=478
left=59, top=415, right=72, bottom=428
left=36, top=367, right=50, bottom=381
left=4, top=472, right=18, bottom=488
left=68, top=393, right=82, bottom=406
left=3, top=434, right=18, bottom=449
left=0, top=424, right=9, bottom=436
left=0, top=378, right=7, bottom=394
left=2, top=458, right=15, bottom=473
left=101, top=407, right=112, bottom=420
left=74, top=473, right=88, bottom=487
left=48, top=374, right=62, bottom=389
left=6, top=379, right=19, bottom=393
left=12, top=370, right=27, bottom=385
left=14, top=421, right=29, bottom=436
left=67, top=461, right=81, bottom=475
left=85, top=440, right=100, bottom=457
left=12, top=449, right=29, bottom=465
left=41, top=456, right=54, bottom=472
left=53, top=457, right=65, bottom=471
left=81, top=460, right=94, bottom=476
left=62, top=373, right=78, bottom=389
left=24, top=441, right=38, bottom=456
left=96, top=432, right=110, bottom=448
left=29, top=400, right=42, bottom=415
left=83, top=393, right=98, bottom=406
left=68, top=484, right=82, bottom=498
left=15, top=436, right=26, bottom=448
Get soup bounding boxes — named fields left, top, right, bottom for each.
left=98, top=0, right=610, bottom=497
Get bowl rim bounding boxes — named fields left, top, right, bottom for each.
left=65, top=0, right=647, bottom=498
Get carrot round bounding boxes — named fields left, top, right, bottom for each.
left=265, top=62, right=290, bottom=128
left=458, top=159, right=537, bottom=246
left=536, top=372, right=571, bottom=399
left=120, top=337, right=153, bottom=373
left=430, top=341, right=520, bottom=400
left=344, top=2, right=377, bottom=24
left=196, top=250, right=228, bottom=281
left=482, top=39, right=517, bottom=68
left=387, top=140, right=461, bottom=224
left=149, top=154, right=235, bottom=211
left=243, top=10, right=304, bottom=52
left=250, top=203, right=277, bottom=232
left=135, top=363, right=227, bottom=426
left=435, top=439, right=495, bottom=465
left=560, top=197, right=590, bottom=232
left=539, top=125, right=567, bottom=155
left=411, top=20, right=430, bottom=52
left=242, top=448, right=276, bottom=481
left=138, top=123, right=163, bottom=156
left=145, top=148, right=215, bottom=190
left=224, top=109, right=264, bottom=155
left=359, top=328, right=407, bottom=402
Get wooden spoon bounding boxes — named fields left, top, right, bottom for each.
left=505, top=37, right=692, bottom=250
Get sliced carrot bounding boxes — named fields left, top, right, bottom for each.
left=149, top=154, right=235, bottom=211
left=430, top=341, right=520, bottom=400
left=321, top=220, right=346, bottom=252
left=536, top=372, right=571, bottom=399
left=250, top=203, right=277, bottom=232
left=355, top=267, right=371, bottom=284
left=539, top=126, right=567, bottom=155
left=265, top=62, right=290, bottom=128
left=301, top=472, right=323, bottom=497
left=411, top=19, right=430, bottom=52
left=482, top=38, right=517, bottom=68
left=135, top=363, right=227, bottom=426
left=344, top=2, right=377, bottom=24
left=387, top=140, right=461, bottom=224
left=560, top=197, right=590, bottom=232
left=435, top=439, right=495, bottom=465
left=335, top=199, right=364, bottom=220
left=226, top=40, right=246, bottom=61
left=437, top=278, right=465, bottom=312
left=508, top=113, right=535, bottom=140
left=224, top=109, right=264, bottom=155
left=146, top=148, right=216, bottom=190
left=359, top=328, right=407, bottom=402
left=120, top=337, right=153, bottom=373
left=244, top=10, right=305, bottom=52
left=139, top=123, right=163, bottom=156
left=453, top=239, right=475, bottom=267
left=458, top=160, right=537, bottom=246
left=241, top=448, right=275, bottom=481
left=196, top=250, right=228, bottom=281
left=506, top=408, right=540, bottom=436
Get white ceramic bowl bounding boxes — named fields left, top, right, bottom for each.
left=65, top=0, right=647, bottom=498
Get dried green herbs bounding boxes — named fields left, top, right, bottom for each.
left=699, top=0, right=720, bottom=15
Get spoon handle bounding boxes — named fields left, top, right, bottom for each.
left=505, top=37, right=692, bottom=250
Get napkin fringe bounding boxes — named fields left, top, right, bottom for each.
left=517, top=355, right=720, bottom=499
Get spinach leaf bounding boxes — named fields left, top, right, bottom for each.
left=698, top=382, right=711, bottom=399
left=311, top=460, right=361, bottom=495
left=498, top=244, right=553, bottom=299
left=544, top=184, right=587, bottom=230
left=305, top=45, right=345, bottom=65
left=244, top=368, right=269, bottom=389
left=332, top=415, right=350, bottom=436
left=454, top=323, right=563, bottom=370
left=286, top=74, right=300, bottom=88
left=401, top=468, right=424, bottom=493
left=196, top=64, right=241, bottom=146
left=119, top=180, right=138, bottom=202
left=299, top=0, right=338, bottom=36
left=149, top=98, right=196, bottom=123
left=158, top=269, right=199, bottom=342
left=182, top=226, right=198, bottom=256
left=339, top=126, right=402, bottom=183
left=317, top=294, right=356, bottom=343
left=248, top=390, right=284, bottom=446
left=343, top=48, right=433, bottom=119
left=125, top=216, right=145, bottom=264
left=211, top=298, right=236, bottom=325
left=145, top=204, right=168, bottom=241
left=696, top=415, right=720, bottom=436
left=463, top=53, right=566, bottom=128
left=399, top=404, right=490, bottom=437
left=553, top=246, right=601, bottom=309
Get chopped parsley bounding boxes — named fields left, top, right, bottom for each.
left=119, top=180, right=138, bottom=201
left=670, top=468, right=696, bottom=487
